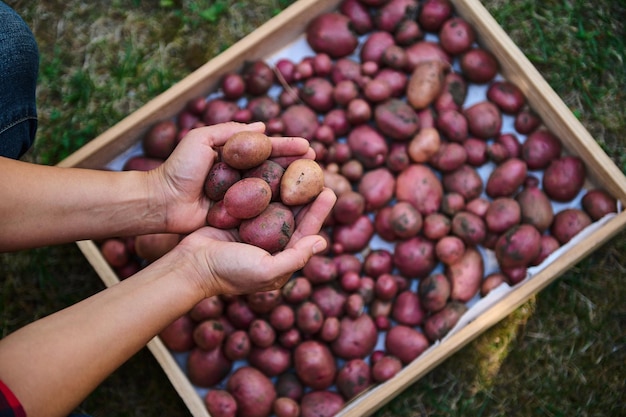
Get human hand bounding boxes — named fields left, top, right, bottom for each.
left=171, top=187, right=336, bottom=297
left=149, top=121, right=316, bottom=234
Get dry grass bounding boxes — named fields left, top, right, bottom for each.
left=1, top=0, right=624, bottom=416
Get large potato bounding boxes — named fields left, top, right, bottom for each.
left=223, top=177, right=272, bottom=219
left=221, top=131, right=272, bottom=170
left=239, top=202, right=295, bottom=253
left=280, top=159, right=325, bottom=206
left=396, top=164, right=443, bottom=215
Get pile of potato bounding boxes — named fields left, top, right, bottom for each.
left=98, top=0, right=619, bottom=416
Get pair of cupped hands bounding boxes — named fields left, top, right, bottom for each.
left=147, top=121, right=336, bottom=298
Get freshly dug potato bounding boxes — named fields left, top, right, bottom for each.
left=159, top=314, right=195, bottom=353
left=275, top=373, right=304, bottom=401
left=374, top=98, right=421, bottom=140
left=204, top=390, right=237, bottom=417
left=423, top=301, right=468, bottom=342
left=481, top=272, right=509, bottom=296
left=244, top=159, right=285, bottom=201
left=464, top=100, right=502, bottom=139
left=406, top=59, right=450, bottom=110
left=385, top=324, right=430, bottom=364
left=281, top=276, right=312, bottom=305
left=142, top=120, right=178, bottom=159
left=371, top=355, right=403, bottom=383
left=435, top=235, right=466, bottom=266
left=226, top=366, right=276, bottom=417
left=486, top=80, right=526, bottom=114
left=294, top=340, right=337, bottom=390
left=494, top=224, right=542, bottom=269
left=280, top=159, right=325, bottom=206
left=332, top=214, right=375, bottom=254
left=331, top=314, right=378, bottom=360
left=438, top=16, right=476, bottom=55
left=581, top=189, right=618, bottom=221
left=281, top=104, right=320, bottom=140
left=205, top=161, right=242, bottom=201
left=451, top=211, right=487, bottom=246
left=223, top=330, right=251, bottom=361
left=206, top=200, right=242, bottom=230
left=521, top=129, right=563, bottom=170
left=446, top=247, right=484, bottom=302
left=485, top=197, right=521, bottom=234
left=306, top=12, right=359, bottom=58
left=336, top=358, right=372, bottom=400
left=460, top=47, right=499, bottom=84
left=389, top=200, right=423, bottom=239
left=429, top=141, right=467, bottom=172
left=357, top=167, right=396, bottom=211
left=187, top=346, right=233, bottom=388
left=238, top=202, right=295, bottom=253
left=332, top=190, right=366, bottom=224
left=531, top=234, right=561, bottom=266
left=396, top=164, right=443, bottom=215
left=393, top=236, right=437, bottom=279
left=193, top=319, right=226, bottom=351
left=391, top=290, right=426, bottom=326
left=300, top=391, right=345, bottom=417
left=485, top=158, right=528, bottom=198
left=515, top=185, right=554, bottom=232
left=347, top=124, right=389, bottom=168
left=273, top=397, right=300, bottom=417
left=221, top=131, right=272, bottom=170
left=223, top=177, right=272, bottom=219
left=542, top=156, right=586, bottom=202
left=248, top=345, right=291, bottom=377
left=442, top=164, right=484, bottom=202
left=407, top=126, right=441, bottom=163
left=550, top=208, right=592, bottom=244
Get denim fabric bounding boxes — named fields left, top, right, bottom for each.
left=0, top=1, right=39, bottom=159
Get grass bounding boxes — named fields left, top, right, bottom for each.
left=1, top=0, right=625, bottom=416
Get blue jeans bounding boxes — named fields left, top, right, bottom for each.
left=0, top=1, right=39, bottom=159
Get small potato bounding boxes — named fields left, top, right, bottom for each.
left=204, top=161, right=242, bottom=201
left=223, top=177, right=272, bottom=219
left=423, top=301, right=468, bottom=342
left=542, top=156, right=586, bottom=202
left=142, top=120, right=178, bottom=159
left=408, top=127, right=441, bottom=163
left=550, top=208, right=592, bottom=244
left=418, top=272, right=451, bottom=313
left=581, top=189, right=618, bottom=221
left=484, top=197, right=521, bottom=234
left=221, top=131, right=272, bottom=170
left=280, top=159, right=325, bottom=206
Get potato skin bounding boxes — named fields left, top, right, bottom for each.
left=581, top=189, right=618, bottom=221
left=223, top=177, right=272, bottom=219
left=294, top=340, right=337, bottom=390
left=221, top=131, right=272, bottom=170
left=406, top=60, right=449, bottom=110
left=550, top=208, right=592, bottom=244
left=280, top=159, right=325, bottom=206
left=542, top=156, right=586, bottom=202
left=485, top=158, right=528, bottom=198
left=226, top=366, right=276, bottom=417
left=238, top=202, right=295, bottom=253
left=396, top=164, right=443, bottom=215
left=423, top=301, right=468, bottom=342
left=446, top=247, right=484, bottom=302
left=204, top=161, right=242, bottom=201
left=494, top=224, right=542, bottom=269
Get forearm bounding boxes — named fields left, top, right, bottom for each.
left=0, top=247, right=206, bottom=417
left=0, top=157, right=165, bottom=251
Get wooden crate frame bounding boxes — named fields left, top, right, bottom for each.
left=58, top=0, right=626, bottom=416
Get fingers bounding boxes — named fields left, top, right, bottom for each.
left=288, top=188, right=336, bottom=246
left=265, top=234, right=328, bottom=286
left=185, top=121, right=266, bottom=148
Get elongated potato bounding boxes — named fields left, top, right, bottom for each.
left=406, top=60, right=449, bottom=110
left=445, top=246, right=484, bottom=302
left=280, top=159, right=325, bottom=206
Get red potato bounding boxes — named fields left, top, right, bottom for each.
left=123, top=155, right=163, bottom=171
left=275, top=373, right=304, bottom=402
left=142, top=120, right=178, bottom=159
left=422, top=213, right=452, bottom=240
left=269, top=304, right=295, bottom=332
left=436, top=109, right=469, bottom=143
left=204, top=161, right=241, bottom=201
left=582, top=189, right=618, bottom=221
left=485, top=157, right=528, bottom=198
left=374, top=273, right=400, bottom=301
left=331, top=314, right=378, bottom=360
left=418, top=272, right=451, bottom=312
left=206, top=200, right=242, bottom=230
left=296, top=301, right=324, bottom=336
left=389, top=200, right=423, bottom=239
left=202, top=99, right=239, bottom=126
left=246, top=290, right=282, bottom=315
left=299, top=77, right=335, bottom=113
left=486, top=80, right=526, bottom=114
left=134, top=233, right=180, bottom=263
left=385, top=325, right=430, bottom=364
left=481, top=272, right=509, bottom=296
left=376, top=68, right=409, bottom=97
left=484, top=197, right=521, bottom=234
left=311, top=284, right=348, bottom=318
left=334, top=253, right=362, bottom=276
left=187, top=346, right=232, bottom=388
left=239, top=202, right=294, bottom=253
left=273, top=397, right=300, bottom=417
left=227, top=366, right=276, bottom=417
left=357, top=276, right=376, bottom=304
left=494, top=224, right=542, bottom=269
left=451, top=211, right=487, bottom=246
left=463, top=137, right=488, bottom=166
left=300, top=391, right=345, bottom=417
left=465, top=197, right=491, bottom=218
left=294, top=340, right=337, bottom=390
left=372, top=355, right=403, bottom=383
left=550, top=208, right=592, bottom=244
left=223, top=177, right=272, bottom=219
left=278, top=328, right=301, bottom=350
left=306, top=12, right=359, bottom=58
left=386, top=142, right=411, bottom=173
left=221, top=72, right=246, bottom=100
left=374, top=98, right=421, bottom=141
left=382, top=44, right=409, bottom=71
left=346, top=97, right=373, bottom=125
left=340, top=270, right=362, bottom=293
left=100, top=238, right=130, bottom=269
left=542, top=156, right=586, bottom=202
left=319, top=316, right=341, bottom=342
left=248, top=318, right=276, bottom=348
left=226, top=299, right=256, bottom=330
left=406, top=59, right=450, bottom=110
left=429, top=141, right=468, bottom=172
left=332, top=214, right=375, bottom=254
left=423, top=301, right=468, bottom=342
left=193, top=319, right=226, bottom=351
left=464, top=100, right=502, bottom=139
left=374, top=206, right=399, bottom=242
left=246, top=95, right=281, bottom=122
left=363, top=249, right=394, bottom=278
left=394, top=18, right=424, bottom=45
left=440, top=192, right=465, bottom=217
left=347, top=124, right=389, bottom=168
left=333, top=80, right=359, bottom=107
left=438, top=16, right=476, bottom=55
left=331, top=57, right=364, bottom=85
left=460, top=47, right=499, bottom=84
left=487, top=141, right=509, bottom=164
left=223, top=330, right=251, bottom=361
left=392, top=290, right=426, bottom=326
left=358, top=167, right=396, bottom=211
left=446, top=247, right=484, bottom=302
left=244, top=159, right=285, bottom=202
left=248, top=345, right=291, bottom=377
left=396, top=164, right=443, bottom=215
left=281, top=276, right=312, bottom=304
left=360, top=31, right=396, bottom=64
left=408, top=126, right=441, bottom=163
left=323, top=169, right=352, bottom=197
left=159, top=314, right=195, bottom=352
left=531, top=234, right=561, bottom=266
left=375, top=0, right=419, bottom=33
left=496, top=133, right=522, bottom=160
left=418, top=0, right=454, bottom=32
left=521, top=129, right=563, bottom=170
left=515, top=185, right=554, bottom=232
left=393, top=235, right=437, bottom=279
left=336, top=358, right=372, bottom=400
left=281, top=104, right=319, bottom=140
left=242, top=60, right=275, bottom=96
left=514, top=108, right=542, bottom=134
left=340, top=0, right=374, bottom=34
left=442, top=164, right=484, bottom=201
left=204, top=390, right=237, bottom=417
left=435, top=235, right=466, bottom=266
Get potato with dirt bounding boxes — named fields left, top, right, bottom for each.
left=331, top=314, right=378, bottom=360
left=280, top=158, right=325, bottom=206
left=306, top=12, right=359, bottom=58
left=442, top=164, right=484, bottom=202
left=238, top=202, right=294, bottom=253
left=485, top=158, right=528, bottom=198
left=494, top=224, right=542, bottom=269
left=204, top=161, right=242, bottom=201
left=393, top=235, right=438, bottom=279
left=221, top=130, right=272, bottom=170
left=446, top=247, right=484, bottom=302
left=550, top=208, right=592, bottom=244
left=300, top=391, right=345, bottom=417
left=464, top=100, right=502, bottom=139
left=581, top=189, right=618, bottom=221
left=336, top=358, right=372, bottom=400
left=374, top=98, right=421, bottom=140
left=226, top=366, right=276, bottom=417
left=423, top=301, right=468, bottom=342
left=406, top=59, right=450, bottom=109
left=515, top=184, right=554, bottom=232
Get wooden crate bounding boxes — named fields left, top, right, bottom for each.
left=58, top=0, right=626, bottom=416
